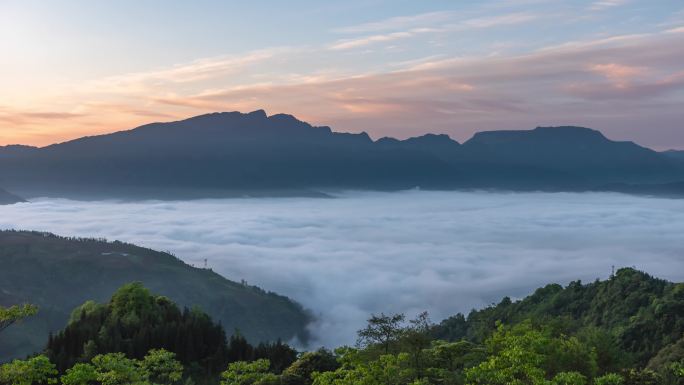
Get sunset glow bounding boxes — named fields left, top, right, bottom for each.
left=1, top=0, right=683, bottom=148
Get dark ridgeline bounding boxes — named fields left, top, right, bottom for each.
left=0, top=230, right=310, bottom=363
left=0, top=187, right=24, bottom=205
left=0, top=110, right=682, bottom=200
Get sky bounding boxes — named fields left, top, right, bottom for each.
left=0, top=0, right=683, bottom=149
left=1, top=191, right=683, bottom=346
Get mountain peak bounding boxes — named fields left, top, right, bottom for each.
left=247, top=109, right=268, bottom=118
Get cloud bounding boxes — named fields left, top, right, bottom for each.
left=87, top=48, right=286, bottom=94
left=329, top=28, right=438, bottom=51
left=1, top=191, right=683, bottom=347
left=589, top=0, right=628, bottom=11
left=3, top=19, right=684, bottom=149
left=0, top=108, right=85, bottom=125
left=333, top=11, right=455, bottom=34
left=144, top=28, right=684, bottom=149
left=329, top=12, right=538, bottom=51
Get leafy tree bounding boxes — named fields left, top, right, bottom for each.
left=140, top=349, right=183, bottom=385
left=220, top=359, right=278, bottom=385
left=357, top=313, right=406, bottom=354
left=60, top=363, right=98, bottom=385
left=90, top=353, right=147, bottom=385
left=400, top=312, right=434, bottom=377
left=0, top=355, right=57, bottom=385
left=594, top=373, right=624, bottom=385
left=281, top=348, right=339, bottom=385
left=465, top=321, right=597, bottom=385
left=0, top=303, right=38, bottom=333
left=551, top=371, right=587, bottom=385
left=312, top=349, right=415, bottom=385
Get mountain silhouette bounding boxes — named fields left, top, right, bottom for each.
left=0, top=187, right=24, bottom=205
left=0, top=110, right=681, bottom=199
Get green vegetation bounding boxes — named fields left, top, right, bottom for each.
left=0, top=304, right=38, bottom=334
left=433, top=268, right=684, bottom=368
left=0, top=230, right=310, bottom=362
left=1, top=268, right=682, bottom=384
left=40, top=283, right=298, bottom=384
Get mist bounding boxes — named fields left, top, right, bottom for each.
left=1, top=190, right=683, bottom=347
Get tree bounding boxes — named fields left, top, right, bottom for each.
left=465, top=320, right=597, bottom=385
left=90, top=353, right=147, bottom=385
left=357, top=313, right=405, bottom=354
left=551, top=371, right=587, bottom=385
left=220, top=359, right=278, bottom=385
left=60, top=363, right=98, bottom=385
left=401, top=312, right=433, bottom=376
left=0, top=355, right=57, bottom=385
left=140, top=349, right=183, bottom=385
left=594, top=373, right=624, bottom=385
left=0, top=303, right=38, bottom=334
left=311, top=349, right=414, bottom=385
left=281, top=348, right=339, bottom=385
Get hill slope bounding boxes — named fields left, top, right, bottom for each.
left=0, top=230, right=310, bottom=362
left=0, top=111, right=682, bottom=199
left=434, top=268, right=684, bottom=367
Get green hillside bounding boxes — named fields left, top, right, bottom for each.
left=0, top=230, right=311, bottom=362
left=434, top=268, right=684, bottom=368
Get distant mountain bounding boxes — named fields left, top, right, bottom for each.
left=460, top=126, right=672, bottom=182
left=663, top=149, right=684, bottom=163
left=0, top=188, right=24, bottom=205
left=0, top=111, right=681, bottom=199
left=0, top=230, right=310, bottom=362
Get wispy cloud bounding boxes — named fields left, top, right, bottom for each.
left=87, top=49, right=287, bottom=94
left=329, top=12, right=538, bottom=51
left=333, top=11, right=455, bottom=34
left=329, top=28, right=438, bottom=50
left=589, top=0, right=629, bottom=11
left=0, top=108, right=85, bottom=125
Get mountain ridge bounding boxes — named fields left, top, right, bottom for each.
left=0, top=110, right=681, bottom=199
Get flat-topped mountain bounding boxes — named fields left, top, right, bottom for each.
left=0, top=230, right=310, bottom=362
left=0, top=111, right=681, bottom=199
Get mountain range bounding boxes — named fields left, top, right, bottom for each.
left=0, top=230, right=310, bottom=362
left=0, top=110, right=682, bottom=200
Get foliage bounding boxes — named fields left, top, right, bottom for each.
left=0, top=355, right=57, bottom=385
left=594, top=373, right=624, bottom=385
left=0, top=303, right=38, bottom=333
left=357, top=313, right=406, bottom=354
left=220, top=359, right=277, bottom=385
left=46, top=283, right=228, bottom=381
left=280, top=349, right=339, bottom=385
left=0, top=229, right=310, bottom=362
left=434, top=268, right=684, bottom=367
left=3, top=269, right=683, bottom=385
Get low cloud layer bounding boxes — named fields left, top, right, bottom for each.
left=1, top=191, right=684, bottom=347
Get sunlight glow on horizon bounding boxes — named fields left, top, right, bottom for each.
left=0, top=0, right=683, bottom=149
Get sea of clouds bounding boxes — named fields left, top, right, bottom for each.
left=1, top=190, right=683, bottom=347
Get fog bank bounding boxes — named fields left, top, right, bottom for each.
left=2, top=191, right=683, bottom=347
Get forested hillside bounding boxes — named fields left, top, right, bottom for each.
left=1, top=268, right=681, bottom=384
left=0, top=230, right=310, bottom=362
left=434, top=268, right=684, bottom=368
